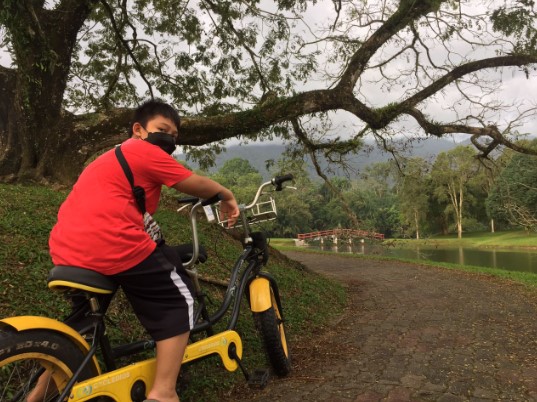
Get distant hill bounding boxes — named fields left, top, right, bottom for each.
left=176, top=137, right=461, bottom=179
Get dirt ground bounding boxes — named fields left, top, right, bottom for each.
left=223, top=251, right=537, bottom=401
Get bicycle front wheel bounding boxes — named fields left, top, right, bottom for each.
left=252, top=288, right=291, bottom=377
left=0, top=328, right=96, bottom=401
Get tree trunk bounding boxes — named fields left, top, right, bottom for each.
left=0, top=75, right=59, bottom=182
left=0, top=0, right=110, bottom=184
left=0, top=98, right=131, bottom=184
left=414, top=209, right=420, bottom=240
left=457, top=184, right=464, bottom=239
left=456, top=208, right=463, bottom=239
left=0, top=66, right=19, bottom=181
left=0, top=73, right=85, bottom=183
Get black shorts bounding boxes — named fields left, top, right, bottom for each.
left=64, top=244, right=195, bottom=342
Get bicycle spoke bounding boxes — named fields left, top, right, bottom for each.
left=1, top=360, right=61, bottom=402
left=2, top=360, right=39, bottom=401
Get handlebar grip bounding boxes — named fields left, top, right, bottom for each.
left=273, top=174, right=294, bottom=190
left=177, top=196, right=200, bottom=205
left=201, top=193, right=223, bottom=206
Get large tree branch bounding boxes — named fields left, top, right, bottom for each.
left=407, top=107, right=537, bottom=157
left=337, top=0, right=442, bottom=92
left=75, top=76, right=537, bottom=161
left=72, top=88, right=367, bottom=156
left=178, top=89, right=344, bottom=144
left=56, top=0, right=96, bottom=18
left=71, top=55, right=537, bottom=162
left=53, top=0, right=97, bottom=49
left=203, top=0, right=269, bottom=93
left=99, top=0, right=154, bottom=99
left=401, top=55, right=537, bottom=111
left=73, top=108, right=132, bottom=147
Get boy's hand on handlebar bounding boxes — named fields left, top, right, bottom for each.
left=220, top=197, right=240, bottom=228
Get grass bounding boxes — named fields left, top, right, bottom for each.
left=0, top=183, right=345, bottom=402
left=414, top=259, right=537, bottom=288
left=385, top=231, right=537, bottom=249
left=268, top=238, right=296, bottom=248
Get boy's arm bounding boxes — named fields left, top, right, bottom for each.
left=172, top=174, right=239, bottom=226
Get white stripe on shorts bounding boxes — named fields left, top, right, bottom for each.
left=170, top=267, right=195, bottom=330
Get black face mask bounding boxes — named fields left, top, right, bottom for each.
left=145, top=132, right=176, bottom=155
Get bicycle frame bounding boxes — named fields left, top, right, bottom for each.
left=0, top=175, right=293, bottom=401
left=66, top=330, right=242, bottom=402
left=1, top=314, right=242, bottom=401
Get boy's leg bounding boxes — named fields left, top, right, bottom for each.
left=112, top=246, right=195, bottom=402
left=146, top=332, right=190, bottom=402
left=26, top=371, right=55, bottom=402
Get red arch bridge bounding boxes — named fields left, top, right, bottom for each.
left=296, top=228, right=384, bottom=245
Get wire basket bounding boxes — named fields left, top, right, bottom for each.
left=216, top=197, right=278, bottom=228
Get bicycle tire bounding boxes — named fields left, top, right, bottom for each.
left=252, top=289, right=291, bottom=377
left=0, top=328, right=97, bottom=402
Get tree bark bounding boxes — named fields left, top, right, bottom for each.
left=0, top=0, right=98, bottom=183
left=414, top=209, right=420, bottom=240
left=453, top=188, right=463, bottom=239
left=0, top=66, right=19, bottom=181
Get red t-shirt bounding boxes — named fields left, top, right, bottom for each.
left=49, top=138, right=193, bottom=274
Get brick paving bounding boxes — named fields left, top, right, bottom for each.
left=225, top=251, right=537, bottom=401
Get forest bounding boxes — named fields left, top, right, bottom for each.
left=198, top=140, right=537, bottom=239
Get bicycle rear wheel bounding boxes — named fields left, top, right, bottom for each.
left=252, top=288, right=291, bottom=377
left=0, top=328, right=96, bottom=401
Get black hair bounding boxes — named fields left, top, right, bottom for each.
left=128, top=99, right=181, bottom=136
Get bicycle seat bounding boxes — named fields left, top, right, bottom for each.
left=47, top=266, right=118, bottom=294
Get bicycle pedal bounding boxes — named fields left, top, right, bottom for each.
left=248, top=368, right=270, bottom=388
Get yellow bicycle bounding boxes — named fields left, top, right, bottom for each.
left=0, top=175, right=294, bottom=401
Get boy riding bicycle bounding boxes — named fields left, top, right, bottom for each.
left=30, top=99, right=239, bottom=402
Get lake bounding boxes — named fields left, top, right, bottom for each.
left=307, top=243, right=537, bottom=274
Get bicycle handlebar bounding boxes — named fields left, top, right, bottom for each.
left=244, top=174, right=294, bottom=210
left=202, top=193, right=224, bottom=206
left=177, top=193, right=223, bottom=207
left=178, top=174, right=293, bottom=268
left=177, top=196, right=199, bottom=205
left=273, top=174, right=294, bottom=191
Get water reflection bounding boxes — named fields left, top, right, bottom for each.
left=308, top=243, right=537, bottom=273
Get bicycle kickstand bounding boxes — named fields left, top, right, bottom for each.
left=228, top=343, right=270, bottom=388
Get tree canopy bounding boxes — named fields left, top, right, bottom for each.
left=1, top=0, right=537, bottom=183
left=486, top=141, right=537, bottom=232
left=393, top=157, right=430, bottom=239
